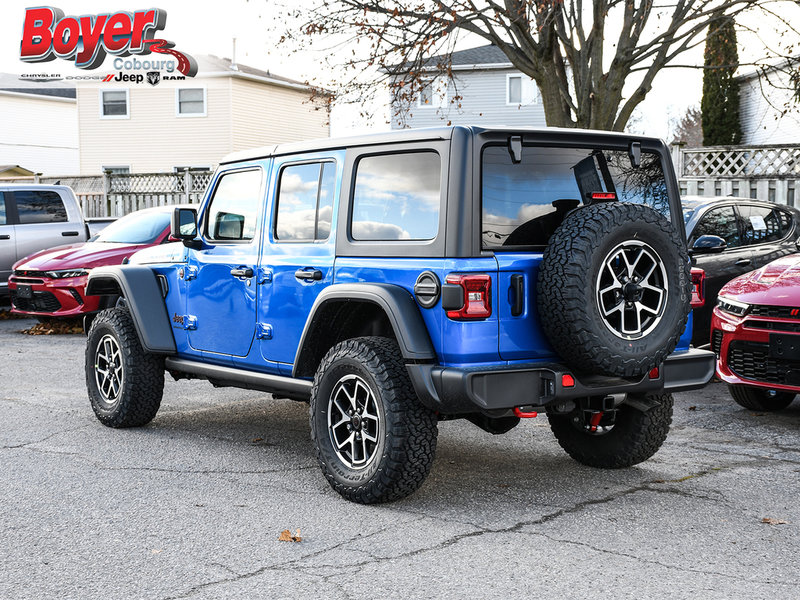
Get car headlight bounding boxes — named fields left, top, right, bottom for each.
left=44, top=269, right=90, bottom=279
left=717, top=296, right=749, bottom=317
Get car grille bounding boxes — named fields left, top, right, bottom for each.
left=11, top=291, right=62, bottom=313
left=711, top=330, right=723, bottom=357
left=727, top=340, right=800, bottom=385
left=749, top=305, right=800, bottom=319
left=13, top=269, right=48, bottom=278
left=744, top=319, right=800, bottom=333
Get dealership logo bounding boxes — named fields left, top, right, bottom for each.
left=19, top=6, right=197, bottom=77
left=147, top=71, right=160, bottom=86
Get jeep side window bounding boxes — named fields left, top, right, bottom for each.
left=205, top=169, right=262, bottom=241
left=0, top=192, right=6, bottom=225
left=275, top=161, right=336, bottom=241
left=15, top=190, right=68, bottom=224
left=351, top=152, right=440, bottom=241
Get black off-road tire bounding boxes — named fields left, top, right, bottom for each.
left=310, top=336, right=438, bottom=504
left=85, top=307, right=164, bottom=428
left=728, top=384, right=795, bottom=411
left=537, top=203, right=691, bottom=377
left=548, top=393, right=674, bottom=468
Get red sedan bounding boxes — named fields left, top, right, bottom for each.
left=9, top=206, right=174, bottom=319
left=712, top=253, right=800, bottom=411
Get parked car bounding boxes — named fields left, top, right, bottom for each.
left=712, top=252, right=800, bottom=411
left=0, top=184, right=113, bottom=298
left=683, top=195, right=800, bottom=346
left=9, top=205, right=177, bottom=320
left=81, top=126, right=714, bottom=504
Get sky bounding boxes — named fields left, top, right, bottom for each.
left=0, top=0, right=796, bottom=139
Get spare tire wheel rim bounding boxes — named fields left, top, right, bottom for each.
left=596, top=240, right=668, bottom=340
left=94, top=334, right=124, bottom=404
left=327, top=374, right=382, bottom=470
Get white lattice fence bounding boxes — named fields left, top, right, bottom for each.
left=682, top=145, right=800, bottom=178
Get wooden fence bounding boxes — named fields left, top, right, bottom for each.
left=673, top=144, right=800, bottom=206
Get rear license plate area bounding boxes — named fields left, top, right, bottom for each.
left=16, top=284, right=32, bottom=299
left=769, top=333, right=800, bottom=361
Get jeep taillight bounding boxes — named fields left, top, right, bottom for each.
left=691, top=268, right=705, bottom=308
left=444, top=274, right=492, bottom=320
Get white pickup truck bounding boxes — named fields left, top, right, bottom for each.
left=0, top=184, right=113, bottom=297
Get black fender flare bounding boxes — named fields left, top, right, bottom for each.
left=85, top=266, right=176, bottom=354
left=293, top=283, right=436, bottom=377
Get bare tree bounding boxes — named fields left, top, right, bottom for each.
left=669, top=106, right=703, bottom=147
left=279, top=0, right=800, bottom=131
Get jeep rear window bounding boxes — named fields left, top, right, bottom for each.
left=205, top=169, right=262, bottom=242
left=352, top=152, right=440, bottom=241
left=482, top=145, right=670, bottom=249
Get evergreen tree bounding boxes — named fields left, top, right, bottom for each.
left=701, top=16, right=743, bottom=146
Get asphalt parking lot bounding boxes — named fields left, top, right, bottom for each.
left=1, top=314, right=799, bottom=600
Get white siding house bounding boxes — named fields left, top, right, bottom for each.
left=77, top=55, right=330, bottom=174
left=738, top=64, right=800, bottom=145
left=0, top=76, right=79, bottom=175
left=390, top=45, right=546, bottom=129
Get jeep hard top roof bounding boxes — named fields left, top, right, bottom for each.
left=220, top=125, right=665, bottom=165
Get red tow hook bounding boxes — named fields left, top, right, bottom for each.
left=513, top=407, right=538, bottom=418
left=588, top=411, right=604, bottom=432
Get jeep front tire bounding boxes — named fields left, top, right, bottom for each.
left=85, top=307, right=165, bottom=428
left=310, top=337, right=438, bottom=504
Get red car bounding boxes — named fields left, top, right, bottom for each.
left=712, top=253, right=800, bottom=411
left=9, top=206, right=175, bottom=320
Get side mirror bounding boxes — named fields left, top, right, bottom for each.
left=171, top=207, right=199, bottom=247
left=690, top=234, right=727, bottom=255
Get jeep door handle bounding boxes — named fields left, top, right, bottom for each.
left=230, top=267, right=253, bottom=278
left=295, top=268, right=323, bottom=281
left=735, top=258, right=751, bottom=267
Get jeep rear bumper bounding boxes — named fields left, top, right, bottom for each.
left=406, top=348, right=715, bottom=415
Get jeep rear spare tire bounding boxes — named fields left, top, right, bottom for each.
left=537, top=202, right=690, bottom=378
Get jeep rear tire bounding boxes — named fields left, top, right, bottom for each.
left=85, top=307, right=164, bottom=428
left=310, top=337, right=438, bottom=504
left=537, top=203, right=690, bottom=377
left=728, top=384, right=795, bottom=411
left=548, top=393, right=674, bottom=468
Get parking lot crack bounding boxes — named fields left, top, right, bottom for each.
left=1, top=424, right=91, bottom=450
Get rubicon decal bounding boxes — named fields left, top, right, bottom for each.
left=20, top=6, right=197, bottom=76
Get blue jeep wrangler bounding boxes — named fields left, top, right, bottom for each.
left=84, top=126, right=715, bottom=503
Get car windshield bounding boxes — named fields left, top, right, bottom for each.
left=482, top=144, right=671, bottom=249
left=95, top=210, right=171, bottom=244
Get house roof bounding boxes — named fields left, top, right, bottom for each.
left=387, top=44, right=514, bottom=73
left=447, top=45, right=512, bottom=67
left=195, top=54, right=330, bottom=95
left=0, top=74, right=76, bottom=99
left=0, top=165, right=36, bottom=177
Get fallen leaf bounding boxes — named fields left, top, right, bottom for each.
left=762, top=518, right=789, bottom=525
left=688, top=406, right=697, bottom=411
left=20, top=319, right=83, bottom=335
left=151, top=549, right=163, bottom=554
left=252, top=437, right=264, bottom=443
left=0, top=309, right=27, bottom=320
left=278, top=529, right=302, bottom=542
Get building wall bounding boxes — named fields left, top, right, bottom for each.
left=77, top=78, right=232, bottom=174
left=739, top=71, right=800, bottom=145
left=230, top=78, right=329, bottom=151
left=392, top=68, right=547, bottom=129
left=0, top=92, right=79, bottom=175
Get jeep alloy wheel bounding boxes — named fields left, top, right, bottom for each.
left=327, top=374, right=383, bottom=469
left=94, top=334, right=124, bottom=404
left=596, top=239, right=668, bottom=339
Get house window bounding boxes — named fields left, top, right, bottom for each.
left=103, top=166, right=130, bottom=175
left=176, top=88, right=206, bottom=116
left=507, top=74, right=539, bottom=105
left=417, top=77, right=447, bottom=108
left=100, top=90, right=129, bottom=118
